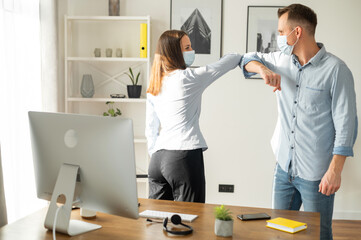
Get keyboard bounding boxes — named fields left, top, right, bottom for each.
left=139, top=210, right=198, bottom=222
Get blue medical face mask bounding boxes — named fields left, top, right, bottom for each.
left=277, top=28, right=299, bottom=55
left=183, top=50, right=195, bottom=67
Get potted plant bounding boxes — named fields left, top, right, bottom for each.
left=126, top=67, right=142, bottom=98
left=214, top=205, right=233, bottom=237
left=103, top=101, right=122, bottom=117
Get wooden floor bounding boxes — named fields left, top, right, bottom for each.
left=333, top=220, right=361, bottom=240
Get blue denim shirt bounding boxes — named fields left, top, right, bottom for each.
left=240, top=43, right=358, bottom=181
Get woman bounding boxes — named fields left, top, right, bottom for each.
left=145, top=30, right=242, bottom=203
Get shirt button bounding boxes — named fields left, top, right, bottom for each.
left=291, top=131, right=294, bottom=133
left=291, top=147, right=294, bottom=149
left=296, top=85, right=299, bottom=87
left=293, top=115, right=296, bottom=118
left=294, top=101, right=297, bottom=104
left=299, top=69, right=302, bottom=72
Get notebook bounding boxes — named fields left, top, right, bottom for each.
left=266, top=217, right=307, bottom=233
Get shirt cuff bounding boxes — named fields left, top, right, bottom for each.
left=239, top=56, right=263, bottom=78
left=333, top=146, right=354, bottom=157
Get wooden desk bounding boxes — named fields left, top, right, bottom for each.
left=0, top=198, right=320, bottom=239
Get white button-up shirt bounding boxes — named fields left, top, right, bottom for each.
left=146, top=53, right=242, bottom=156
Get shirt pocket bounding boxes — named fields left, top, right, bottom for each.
left=299, top=86, right=329, bottom=112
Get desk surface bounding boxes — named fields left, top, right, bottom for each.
left=0, top=198, right=320, bottom=239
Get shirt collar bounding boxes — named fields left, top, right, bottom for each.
left=309, top=43, right=326, bottom=67
left=292, top=43, right=326, bottom=68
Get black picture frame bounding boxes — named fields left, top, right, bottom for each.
left=170, top=0, right=223, bottom=67
left=246, top=6, right=283, bottom=79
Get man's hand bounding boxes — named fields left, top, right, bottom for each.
left=319, top=169, right=341, bottom=196
left=319, top=155, right=346, bottom=196
left=259, top=65, right=281, bottom=92
left=244, top=61, right=281, bottom=92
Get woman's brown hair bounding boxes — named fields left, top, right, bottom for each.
left=147, top=30, right=187, bottom=96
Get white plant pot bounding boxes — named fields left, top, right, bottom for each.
left=215, top=219, right=233, bottom=237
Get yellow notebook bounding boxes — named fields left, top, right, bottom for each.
left=266, top=217, right=307, bottom=234
left=140, top=23, right=147, bottom=58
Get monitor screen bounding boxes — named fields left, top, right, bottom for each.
left=28, top=111, right=139, bottom=235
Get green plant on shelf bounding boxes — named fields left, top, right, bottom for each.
left=214, top=205, right=233, bottom=221
left=126, top=67, right=140, bottom=85
left=103, top=101, right=122, bottom=117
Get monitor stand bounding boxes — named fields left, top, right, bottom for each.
left=44, top=163, right=102, bottom=236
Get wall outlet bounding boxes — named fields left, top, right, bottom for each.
left=219, top=184, right=234, bottom=193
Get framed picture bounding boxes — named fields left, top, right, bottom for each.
left=171, top=0, right=222, bottom=67
left=246, top=6, right=283, bottom=79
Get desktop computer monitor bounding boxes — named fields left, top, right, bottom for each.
left=28, top=111, right=139, bottom=236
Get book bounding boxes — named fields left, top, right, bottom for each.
left=266, top=217, right=307, bottom=233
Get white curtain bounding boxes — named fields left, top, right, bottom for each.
left=0, top=145, right=7, bottom=227
left=40, top=0, right=58, bottom=112
left=0, top=0, right=47, bottom=223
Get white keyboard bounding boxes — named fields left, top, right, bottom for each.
left=139, top=210, right=198, bottom=222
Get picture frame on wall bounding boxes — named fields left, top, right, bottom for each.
left=170, top=0, right=223, bottom=67
left=246, top=6, right=283, bottom=79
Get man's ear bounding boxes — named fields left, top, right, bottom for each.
left=295, top=26, right=303, bottom=38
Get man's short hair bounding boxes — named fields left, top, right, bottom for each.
left=278, top=4, right=317, bottom=36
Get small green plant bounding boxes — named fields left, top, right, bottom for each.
left=214, top=205, right=233, bottom=221
left=103, top=101, right=121, bottom=117
left=125, top=67, right=140, bottom=85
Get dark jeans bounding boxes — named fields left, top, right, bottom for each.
left=148, top=149, right=205, bottom=203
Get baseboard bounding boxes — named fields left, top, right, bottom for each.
left=333, top=211, right=361, bottom=220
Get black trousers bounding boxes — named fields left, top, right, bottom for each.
left=148, top=149, right=205, bottom=203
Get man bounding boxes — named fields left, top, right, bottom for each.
left=240, top=4, right=357, bottom=240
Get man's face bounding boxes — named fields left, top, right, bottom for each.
left=278, top=12, right=298, bottom=44
left=278, top=12, right=292, bottom=36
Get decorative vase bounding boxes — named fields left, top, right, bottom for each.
left=81, top=74, right=94, bottom=98
left=109, top=0, right=120, bottom=16
left=214, top=219, right=233, bottom=237
left=94, top=48, right=101, bottom=57
left=106, top=48, right=112, bottom=57
left=116, top=48, right=122, bottom=57
left=127, top=85, right=142, bottom=98
left=80, top=208, right=97, bottom=219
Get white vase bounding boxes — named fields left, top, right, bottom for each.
left=80, top=208, right=97, bottom=218
left=214, top=219, right=233, bottom=237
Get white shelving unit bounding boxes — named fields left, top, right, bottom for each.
left=67, top=97, right=146, bottom=103
left=64, top=15, right=150, bottom=198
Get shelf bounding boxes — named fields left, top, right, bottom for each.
left=134, top=138, right=147, bottom=144
left=67, top=97, right=146, bottom=103
left=66, top=57, right=148, bottom=62
left=65, top=14, right=151, bottom=198
left=67, top=16, right=150, bottom=21
left=136, top=178, right=148, bottom=183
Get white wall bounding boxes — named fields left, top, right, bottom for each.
left=58, top=0, right=361, bottom=219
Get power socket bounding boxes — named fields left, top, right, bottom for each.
left=219, top=184, right=234, bottom=193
